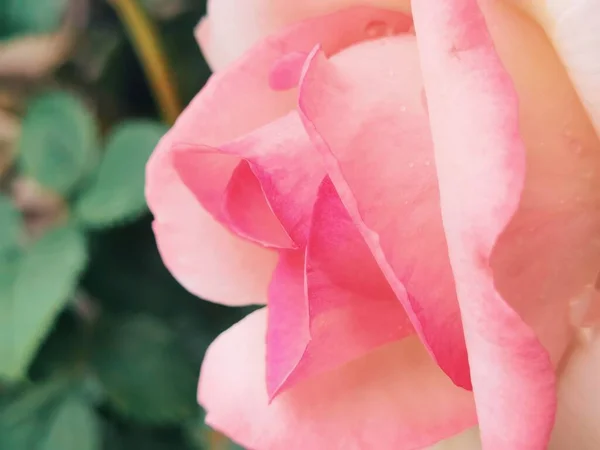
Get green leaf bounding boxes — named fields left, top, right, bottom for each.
left=0, top=379, right=67, bottom=424
left=0, top=257, right=23, bottom=381
left=1, top=0, right=69, bottom=37
left=74, top=120, right=167, bottom=228
left=0, top=381, right=101, bottom=450
left=91, top=315, right=198, bottom=424
left=28, top=311, right=87, bottom=382
left=0, top=195, right=21, bottom=255
left=0, top=227, right=87, bottom=380
left=102, top=420, right=192, bottom=450
left=39, top=395, right=101, bottom=450
left=0, top=379, right=68, bottom=449
left=18, top=91, right=99, bottom=194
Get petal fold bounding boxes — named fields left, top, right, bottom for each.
left=413, top=1, right=556, bottom=448
left=200, top=309, right=476, bottom=450
left=266, top=178, right=413, bottom=398
left=539, top=0, right=600, bottom=135
left=201, top=2, right=412, bottom=70
left=298, top=35, right=471, bottom=389
left=150, top=8, right=415, bottom=270
left=172, top=113, right=318, bottom=248
left=550, top=332, right=600, bottom=449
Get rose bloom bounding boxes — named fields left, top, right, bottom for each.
left=145, top=0, right=600, bottom=449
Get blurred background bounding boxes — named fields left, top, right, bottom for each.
left=0, top=0, right=248, bottom=448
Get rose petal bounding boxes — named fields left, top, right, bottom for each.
left=150, top=196, right=277, bottom=306
left=157, top=8, right=413, bottom=251
left=266, top=177, right=413, bottom=397
left=194, top=17, right=219, bottom=71
left=550, top=332, right=600, bottom=449
left=199, top=309, right=476, bottom=450
left=413, top=1, right=556, bottom=448
left=518, top=0, right=600, bottom=135
left=172, top=113, right=321, bottom=248
left=298, top=36, right=471, bottom=389
left=429, top=427, right=481, bottom=450
left=269, top=51, right=309, bottom=91
left=201, top=1, right=411, bottom=70
left=479, top=0, right=600, bottom=365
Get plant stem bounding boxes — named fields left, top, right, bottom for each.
left=108, top=0, right=181, bottom=124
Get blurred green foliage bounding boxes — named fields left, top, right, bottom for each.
left=0, top=0, right=68, bottom=37
left=0, top=0, right=248, bottom=449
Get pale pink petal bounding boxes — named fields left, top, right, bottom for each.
left=299, top=36, right=471, bottom=389
left=172, top=113, right=321, bottom=248
left=429, top=428, right=481, bottom=450
left=146, top=8, right=411, bottom=303
left=479, top=0, right=600, bottom=365
left=523, top=0, right=600, bottom=135
left=266, top=178, right=413, bottom=397
left=199, top=309, right=476, bottom=450
left=269, top=51, right=308, bottom=91
left=550, top=332, right=600, bottom=449
left=160, top=8, right=412, bottom=249
left=413, top=1, right=556, bottom=448
left=201, top=1, right=411, bottom=70
left=147, top=152, right=277, bottom=306
left=194, top=17, right=218, bottom=71
left=223, top=162, right=294, bottom=248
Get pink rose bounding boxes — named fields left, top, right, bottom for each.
left=146, top=1, right=600, bottom=449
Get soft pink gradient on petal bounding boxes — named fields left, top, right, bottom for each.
left=201, top=1, right=412, bottom=70
left=269, top=51, right=308, bottom=91
left=429, top=427, right=481, bottom=450
left=479, top=0, right=600, bottom=366
left=155, top=8, right=413, bottom=251
left=540, top=0, right=600, bottom=135
left=549, top=332, right=600, bottom=449
left=413, top=1, right=555, bottom=449
left=200, top=309, right=476, bottom=450
left=266, top=178, right=413, bottom=398
left=148, top=183, right=276, bottom=306
left=223, top=161, right=294, bottom=248
left=194, top=17, right=218, bottom=70
left=172, top=113, right=322, bottom=248
left=298, top=36, right=471, bottom=390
